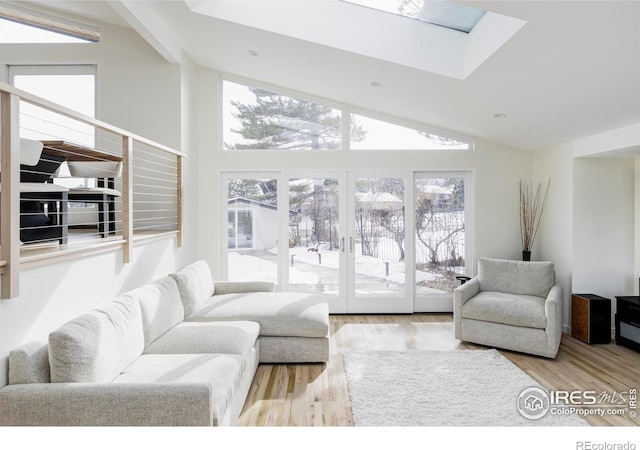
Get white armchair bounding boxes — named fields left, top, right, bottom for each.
left=454, top=257, right=562, bottom=359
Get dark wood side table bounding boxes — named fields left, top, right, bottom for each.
left=615, top=296, right=640, bottom=352
left=571, top=294, right=611, bottom=344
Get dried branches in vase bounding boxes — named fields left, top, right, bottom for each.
left=519, top=178, right=550, bottom=261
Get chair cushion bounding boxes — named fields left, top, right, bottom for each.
left=169, top=260, right=215, bottom=317
left=477, top=258, right=554, bottom=298
left=67, top=161, right=123, bottom=178
left=185, top=292, right=329, bottom=338
left=8, top=340, right=50, bottom=384
left=48, top=296, right=144, bottom=383
left=461, top=291, right=547, bottom=329
left=19, top=138, right=44, bottom=166
left=143, top=321, right=259, bottom=357
left=123, top=276, right=184, bottom=347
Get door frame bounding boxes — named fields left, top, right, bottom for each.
left=221, top=169, right=474, bottom=314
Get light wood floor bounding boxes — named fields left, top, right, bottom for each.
left=237, top=314, right=640, bottom=426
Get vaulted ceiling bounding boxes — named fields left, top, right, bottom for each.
left=22, top=0, right=640, bottom=151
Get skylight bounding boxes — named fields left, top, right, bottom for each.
left=186, top=0, right=525, bottom=79
left=341, top=0, right=486, bottom=33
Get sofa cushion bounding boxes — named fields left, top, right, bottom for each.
left=49, top=296, right=144, bottom=383
left=461, top=291, right=547, bottom=329
left=170, top=260, right=215, bottom=317
left=143, top=321, right=259, bottom=357
left=113, top=353, right=245, bottom=426
left=8, top=340, right=50, bottom=384
left=477, top=258, right=554, bottom=298
left=124, top=276, right=184, bottom=347
left=185, top=292, right=329, bottom=338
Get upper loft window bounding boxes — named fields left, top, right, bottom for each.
left=341, top=0, right=486, bottom=33
left=0, top=4, right=100, bottom=43
left=223, top=79, right=471, bottom=151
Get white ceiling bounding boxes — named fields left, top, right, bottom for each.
left=21, top=0, right=640, bottom=151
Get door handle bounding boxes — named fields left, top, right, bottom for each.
left=340, top=237, right=345, bottom=252
left=349, top=237, right=354, bottom=253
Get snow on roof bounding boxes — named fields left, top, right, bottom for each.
left=355, top=192, right=402, bottom=209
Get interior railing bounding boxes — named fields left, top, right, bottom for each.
left=0, top=81, right=185, bottom=299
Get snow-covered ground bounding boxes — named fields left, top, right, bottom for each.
left=229, top=246, right=452, bottom=295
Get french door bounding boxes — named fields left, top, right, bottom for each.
left=346, top=172, right=413, bottom=313
left=222, top=170, right=470, bottom=314
left=279, top=171, right=412, bottom=313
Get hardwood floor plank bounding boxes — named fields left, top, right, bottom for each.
left=238, top=314, right=640, bottom=427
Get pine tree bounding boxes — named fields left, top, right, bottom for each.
left=227, top=88, right=366, bottom=150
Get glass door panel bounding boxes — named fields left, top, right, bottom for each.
left=348, top=175, right=412, bottom=313
left=226, top=177, right=278, bottom=282
left=287, top=178, right=341, bottom=298
left=414, top=174, right=468, bottom=312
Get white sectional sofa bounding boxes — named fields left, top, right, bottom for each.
left=0, top=260, right=330, bottom=426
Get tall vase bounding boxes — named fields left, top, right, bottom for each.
left=522, top=250, right=531, bottom=261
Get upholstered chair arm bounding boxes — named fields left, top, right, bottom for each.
left=544, top=283, right=563, bottom=358
left=453, top=276, right=479, bottom=339
left=213, top=281, right=276, bottom=295
left=454, top=276, right=479, bottom=308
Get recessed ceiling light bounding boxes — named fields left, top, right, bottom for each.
left=493, top=113, right=507, bottom=119
left=371, top=81, right=382, bottom=87
left=248, top=49, right=259, bottom=56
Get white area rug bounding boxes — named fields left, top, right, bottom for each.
left=343, top=349, right=588, bottom=426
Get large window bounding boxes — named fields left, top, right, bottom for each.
left=222, top=79, right=471, bottom=151
left=223, top=80, right=343, bottom=150
left=224, top=176, right=279, bottom=282
left=351, top=114, right=469, bottom=150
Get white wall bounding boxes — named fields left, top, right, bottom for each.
left=572, top=157, right=635, bottom=323
left=195, top=70, right=534, bottom=279
left=533, top=143, right=574, bottom=332
left=534, top=144, right=636, bottom=334
left=178, top=52, right=200, bottom=267
left=0, top=20, right=196, bottom=387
